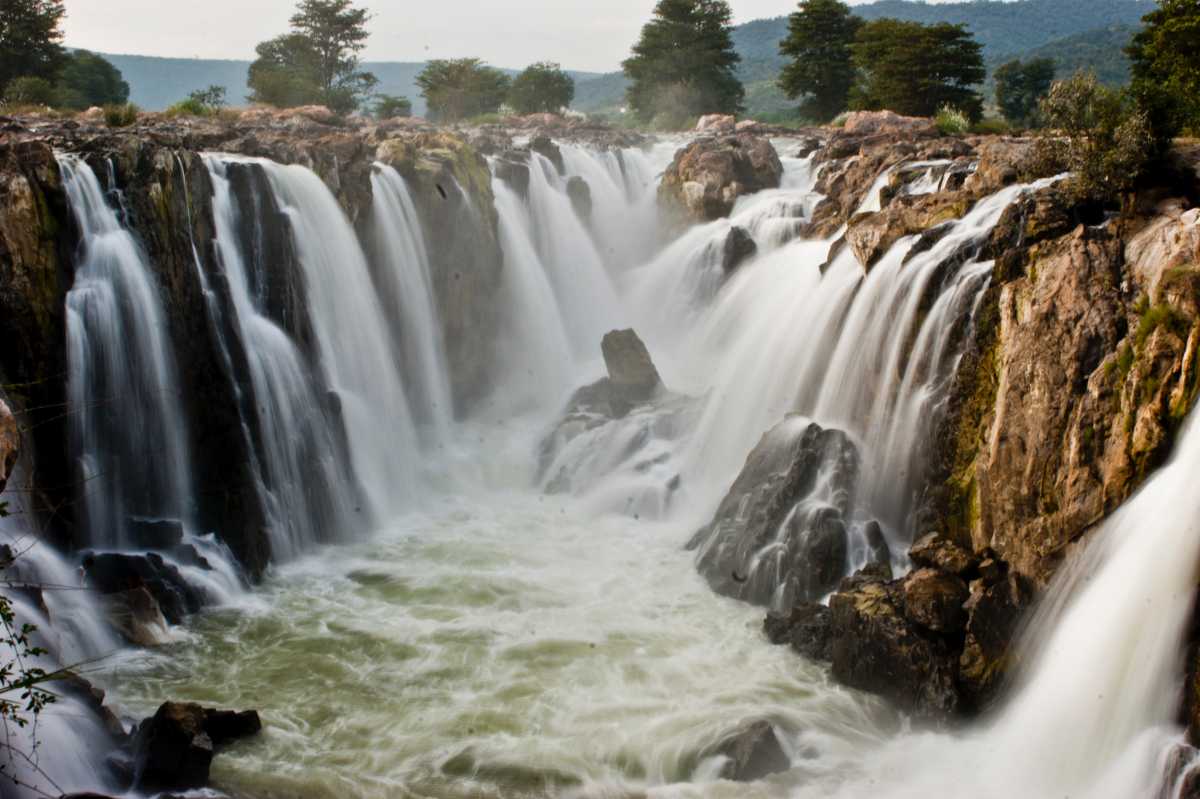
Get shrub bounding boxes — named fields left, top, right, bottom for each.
left=165, top=86, right=227, bottom=118
left=1, top=76, right=56, bottom=107
left=830, top=111, right=850, bottom=128
left=970, top=116, right=1011, bottom=135
left=935, top=104, right=970, bottom=136
left=373, top=93, right=412, bottom=119
left=103, top=102, right=140, bottom=128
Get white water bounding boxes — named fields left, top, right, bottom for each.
left=30, top=138, right=1199, bottom=799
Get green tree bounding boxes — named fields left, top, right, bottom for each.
left=508, top=62, right=575, bottom=115
left=168, top=85, right=226, bottom=117
left=1127, top=0, right=1200, bottom=141
left=372, top=93, right=412, bottom=119
left=55, top=50, right=130, bottom=110
left=416, top=59, right=511, bottom=123
left=777, top=0, right=862, bottom=123
left=0, top=0, right=65, bottom=94
left=994, top=58, right=1055, bottom=128
left=622, top=0, right=744, bottom=126
left=0, top=75, right=54, bottom=106
left=247, top=0, right=377, bottom=114
left=850, top=19, right=985, bottom=121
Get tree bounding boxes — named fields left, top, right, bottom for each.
left=849, top=19, right=985, bottom=121
left=622, top=0, right=744, bottom=127
left=994, top=58, right=1055, bottom=128
left=168, top=85, right=226, bottom=117
left=508, top=62, right=574, bottom=115
left=247, top=0, right=377, bottom=114
left=778, top=0, right=862, bottom=123
left=416, top=59, right=510, bottom=123
left=0, top=0, right=66, bottom=94
left=1127, top=0, right=1200, bottom=141
left=372, top=93, right=412, bottom=119
left=55, top=50, right=129, bottom=109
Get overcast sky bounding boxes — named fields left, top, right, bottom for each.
left=61, top=0, right=939, bottom=73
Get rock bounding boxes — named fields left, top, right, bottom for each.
left=0, top=396, right=17, bottom=494
left=763, top=602, right=833, bottom=661
left=721, top=226, right=758, bottom=274
left=55, top=672, right=126, bottom=741
left=104, top=587, right=172, bottom=646
left=735, top=119, right=764, bottom=134
left=700, top=720, right=790, bottom=782
left=493, top=155, right=530, bottom=199
left=841, top=110, right=937, bottom=138
left=133, top=701, right=262, bottom=791
left=601, top=329, right=662, bottom=401
left=902, top=568, right=969, bottom=633
left=83, top=552, right=203, bottom=624
left=828, top=579, right=961, bottom=718
left=659, top=134, right=784, bottom=221
left=863, top=520, right=891, bottom=567
left=958, top=571, right=1033, bottom=709
left=690, top=416, right=858, bottom=608
left=845, top=191, right=974, bottom=269
left=566, top=175, right=592, bottom=221
left=909, top=533, right=977, bottom=577
left=128, top=518, right=185, bottom=550
left=696, top=114, right=736, bottom=133
left=530, top=135, right=564, bottom=174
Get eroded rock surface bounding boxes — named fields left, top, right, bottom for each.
left=660, top=134, right=783, bottom=222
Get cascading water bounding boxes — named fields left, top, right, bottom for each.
left=59, top=154, right=194, bottom=550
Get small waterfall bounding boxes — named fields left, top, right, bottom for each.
left=369, top=165, right=455, bottom=442
left=59, top=154, right=194, bottom=550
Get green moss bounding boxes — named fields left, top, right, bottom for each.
left=1134, top=303, right=1188, bottom=350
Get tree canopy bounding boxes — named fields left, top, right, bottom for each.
left=0, top=0, right=66, bottom=93
left=849, top=19, right=985, bottom=121
left=247, top=0, right=377, bottom=114
left=508, top=62, right=575, bottom=115
left=416, top=59, right=510, bottom=122
left=994, top=58, right=1055, bottom=127
left=777, top=0, right=862, bottom=122
left=622, top=0, right=744, bottom=127
left=56, top=50, right=130, bottom=109
left=1127, top=0, right=1200, bottom=139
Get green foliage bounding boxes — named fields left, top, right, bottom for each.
left=103, top=102, right=139, bottom=127
left=372, top=93, right=411, bottom=119
left=1135, top=303, right=1188, bottom=349
left=849, top=19, right=985, bottom=121
left=167, top=85, right=226, bottom=117
left=1003, top=25, right=1135, bottom=89
left=935, top=104, right=970, bottom=136
left=0, top=0, right=66, bottom=95
left=1127, top=0, right=1200, bottom=140
left=994, top=57, right=1055, bottom=127
left=777, top=0, right=862, bottom=123
left=970, top=116, right=1011, bottom=135
left=622, top=0, right=744, bottom=122
left=508, top=62, right=575, bottom=115
left=1035, top=71, right=1156, bottom=205
left=0, top=75, right=54, bottom=106
left=55, top=50, right=129, bottom=109
left=416, top=58, right=510, bottom=123
left=248, top=0, right=377, bottom=114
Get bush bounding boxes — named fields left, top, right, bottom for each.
left=103, top=102, right=140, bottom=128
left=830, top=111, right=850, bottom=128
left=2, top=76, right=56, bottom=107
left=970, top=116, right=1012, bottom=135
left=165, top=85, right=227, bottom=118
left=373, top=94, right=412, bottom=119
left=935, top=105, right=970, bottom=136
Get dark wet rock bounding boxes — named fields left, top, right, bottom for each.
left=701, top=720, right=791, bottom=782
left=902, top=568, right=969, bottom=633
left=82, top=552, right=203, bottom=624
left=602, top=329, right=662, bottom=399
left=56, top=672, right=126, bottom=741
left=567, top=175, right=592, bottom=221
left=530, top=135, right=564, bottom=174
left=958, top=571, right=1033, bottom=710
left=909, top=533, right=977, bottom=577
left=133, top=701, right=262, bottom=792
left=104, top=586, right=172, bottom=647
left=494, top=154, right=531, bottom=200
left=863, top=520, right=891, bottom=567
left=722, top=225, right=758, bottom=274
left=170, top=543, right=214, bottom=571
left=660, top=134, right=783, bottom=222
left=0, top=396, right=17, bottom=494
left=828, top=578, right=961, bottom=719
left=128, top=518, right=185, bottom=550
left=764, top=602, right=833, bottom=661
left=690, top=416, right=858, bottom=608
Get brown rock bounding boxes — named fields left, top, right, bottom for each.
left=601, top=329, right=662, bottom=398
left=958, top=572, right=1034, bottom=709
left=902, top=568, right=969, bottom=633
left=0, top=396, right=17, bottom=494
left=909, top=533, right=977, bottom=577
left=842, top=110, right=937, bottom=138
left=763, top=602, right=833, bottom=661
left=696, top=114, right=736, bottom=133
left=659, top=134, right=783, bottom=221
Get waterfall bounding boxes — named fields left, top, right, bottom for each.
left=369, top=165, right=455, bottom=442
left=59, top=155, right=194, bottom=551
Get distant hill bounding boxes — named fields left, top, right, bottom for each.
left=99, top=0, right=1152, bottom=118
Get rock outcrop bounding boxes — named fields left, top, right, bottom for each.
left=699, top=720, right=791, bottom=782
left=689, top=416, right=859, bottom=608
left=132, top=701, right=261, bottom=791
left=659, top=134, right=783, bottom=222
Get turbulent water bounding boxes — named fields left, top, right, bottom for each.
left=11, top=137, right=1197, bottom=798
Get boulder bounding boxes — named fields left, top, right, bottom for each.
left=690, top=416, right=858, bottom=608
left=127, top=517, right=185, bottom=550
left=700, top=720, right=790, bottom=782
left=902, top=568, right=969, bottom=633
left=763, top=602, right=833, bottom=661
left=82, top=552, right=203, bottom=624
left=721, top=226, right=758, bottom=274
left=958, top=571, right=1033, bottom=709
left=909, top=533, right=977, bottom=577
left=659, top=134, right=784, bottom=221
left=104, top=587, right=172, bottom=647
left=841, top=110, right=937, bottom=138
left=566, top=175, right=592, bottom=221
left=696, top=114, right=737, bottom=133
left=0, top=396, right=17, bottom=494
left=133, top=702, right=262, bottom=791
left=493, top=155, right=531, bottom=200
left=601, top=329, right=663, bottom=402
left=863, top=520, right=892, bottom=568
left=203, top=708, right=263, bottom=745
left=530, top=135, right=564, bottom=174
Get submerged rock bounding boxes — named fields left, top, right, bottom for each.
left=700, top=720, right=791, bottom=782
left=690, top=416, right=858, bottom=608
left=659, top=134, right=783, bottom=222
left=567, top=175, right=592, bottom=221
left=132, top=701, right=261, bottom=791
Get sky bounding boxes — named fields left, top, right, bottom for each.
left=59, top=0, right=948, bottom=74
